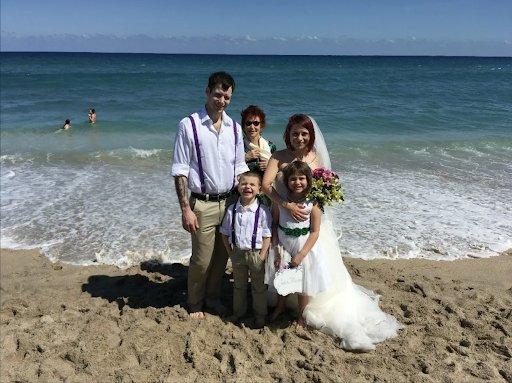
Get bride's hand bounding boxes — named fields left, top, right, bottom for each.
left=258, top=158, right=269, bottom=171
left=285, top=201, right=308, bottom=222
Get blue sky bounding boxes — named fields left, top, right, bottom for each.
left=1, top=0, right=511, bottom=55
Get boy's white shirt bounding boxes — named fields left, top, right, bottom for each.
left=220, top=197, right=272, bottom=250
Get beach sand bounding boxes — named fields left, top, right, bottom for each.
left=1, top=248, right=511, bottom=383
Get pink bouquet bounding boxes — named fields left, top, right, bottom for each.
left=308, top=168, right=344, bottom=211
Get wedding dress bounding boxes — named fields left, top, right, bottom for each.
left=266, top=117, right=401, bottom=351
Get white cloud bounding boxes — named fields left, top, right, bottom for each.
left=1, top=32, right=511, bottom=56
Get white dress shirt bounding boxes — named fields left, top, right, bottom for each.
left=171, top=107, right=249, bottom=194
left=220, top=198, right=272, bottom=250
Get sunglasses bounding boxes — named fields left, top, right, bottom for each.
left=244, top=120, right=261, bottom=127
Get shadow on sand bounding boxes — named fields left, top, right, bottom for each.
left=81, top=260, right=295, bottom=329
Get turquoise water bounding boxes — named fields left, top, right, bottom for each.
left=1, top=52, right=511, bottom=266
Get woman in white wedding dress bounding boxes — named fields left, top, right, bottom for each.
left=262, top=114, right=401, bottom=351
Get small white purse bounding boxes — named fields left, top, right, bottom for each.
left=274, top=265, right=304, bottom=295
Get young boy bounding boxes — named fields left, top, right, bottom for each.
left=220, top=171, right=272, bottom=328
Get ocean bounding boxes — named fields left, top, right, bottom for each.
left=1, top=52, right=511, bottom=267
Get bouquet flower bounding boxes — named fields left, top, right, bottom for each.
left=308, top=168, right=344, bottom=211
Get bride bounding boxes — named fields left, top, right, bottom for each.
left=262, top=114, right=401, bottom=351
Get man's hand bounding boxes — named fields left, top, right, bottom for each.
left=182, top=207, right=199, bottom=233
left=285, top=202, right=308, bottom=221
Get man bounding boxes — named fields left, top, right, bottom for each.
left=171, top=72, right=249, bottom=319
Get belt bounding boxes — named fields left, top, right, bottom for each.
left=191, top=190, right=234, bottom=202
left=279, top=224, right=310, bottom=237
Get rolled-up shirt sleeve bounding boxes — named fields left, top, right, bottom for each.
left=171, top=120, right=191, bottom=177
left=234, top=123, right=250, bottom=176
left=261, top=205, right=272, bottom=237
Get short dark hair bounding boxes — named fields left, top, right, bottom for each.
left=65, top=119, right=70, bottom=124
left=239, top=171, right=262, bottom=184
left=282, top=161, right=312, bottom=194
left=91, top=109, right=95, bottom=113
left=207, top=71, right=235, bottom=92
left=284, top=114, right=315, bottom=152
left=241, top=105, right=266, bottom=130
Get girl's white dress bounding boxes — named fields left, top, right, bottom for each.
left=265, top=200, right=331, bottom=295
left=265, top=172, right=401, bottom=351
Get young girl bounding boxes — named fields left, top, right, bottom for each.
left=269, top=161, right=331, bottom=326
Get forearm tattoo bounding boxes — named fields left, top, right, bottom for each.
left=174, top=176, right=190, bottom=210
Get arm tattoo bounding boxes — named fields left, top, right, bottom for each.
left=174, top=176, right=190, bottom=210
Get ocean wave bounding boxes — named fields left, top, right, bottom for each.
left=0, top=154, right=33, bottom=165
left=105, top=147, right=166, bottom=159
left=1, top=148, right=171, bottom=166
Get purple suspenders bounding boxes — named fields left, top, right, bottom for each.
left=231, top=200, right=261, bottom=250
left=189, top=116, right=206, bottom=194
left=189, top=115, right=238, bottom=195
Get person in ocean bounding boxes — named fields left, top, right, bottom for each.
left=267, top=161, right=330, bottom=327
left=61, top=119, right=71, bottom=130
left=88, top=109, right=96, bottom=124
left=263, top=114, right=401, bottom=351
left=171, top=71, right=249, bottom=319
left=241, top=105, right=276, bottom=177
left=220, top=171, right=272, bottom=329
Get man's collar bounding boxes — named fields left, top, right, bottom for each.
left=199, top=107, right=229, bottom=127
left=236, top=197, right=259, bottom=212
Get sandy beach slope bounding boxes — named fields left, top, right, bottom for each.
left=1, top=248, right=511, bottom=382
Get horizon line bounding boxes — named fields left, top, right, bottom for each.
left=1, top=51, right=511, bottom=58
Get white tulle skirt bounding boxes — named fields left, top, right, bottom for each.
left=265, top=228, right=331, bottom=296
left=266, top=210, right=401, bottom=351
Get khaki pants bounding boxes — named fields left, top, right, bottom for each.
left=231, top=248, right=267, bottom=320
left=188, top=196, right=235, bottom=312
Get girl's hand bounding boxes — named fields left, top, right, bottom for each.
left=273, top=245, right=283, bottom=268
left=284, top=201, right=308, bottom=222
left=290, top=255, right=303, bottom=268
left=245, top=148, right=260, bottom=161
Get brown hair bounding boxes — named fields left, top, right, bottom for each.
left=239, top=171, right=262, bottom=184
left=284, top=114, right=315, bottom=151
left=207, top=71, right=235, bottom=92
left=282, top=161, right=312, bottom=194
left=240, top=105, right=266, bottom=130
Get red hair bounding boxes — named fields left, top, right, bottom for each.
left=284, top=114, right=315, bottom=151
left=241, top=105, right=266, bottom=130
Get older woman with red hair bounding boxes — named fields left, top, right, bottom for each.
left=241, top=105, right=276, bottom=177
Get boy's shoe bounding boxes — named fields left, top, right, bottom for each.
left=254, top=317, right=266, bottom=329
left=205, top=301, right=228, bottom=316
left=227, top=315, right=242, bottom=325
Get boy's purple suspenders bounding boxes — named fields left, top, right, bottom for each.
left=188, top=115, right=238, bottom=195
left=231, top=200, right=261, bottom=250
